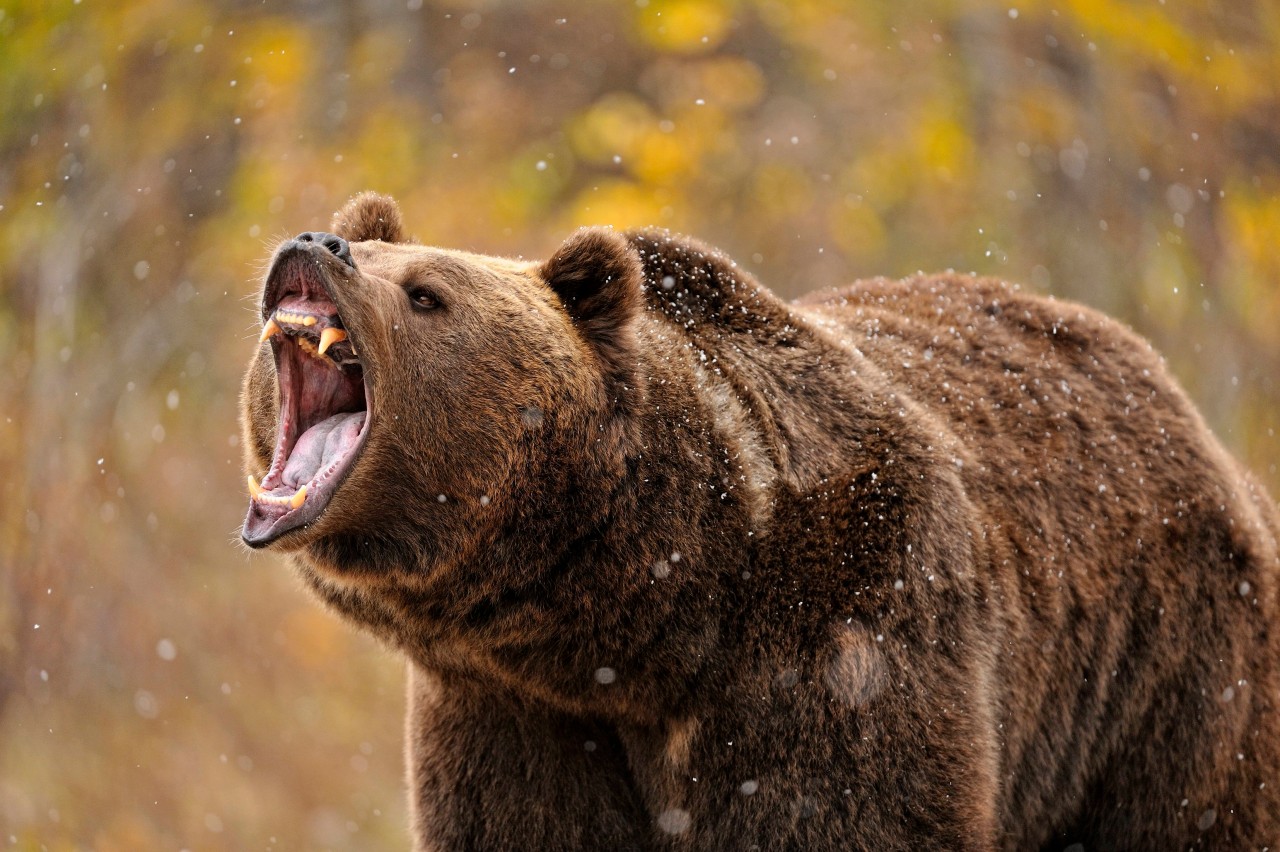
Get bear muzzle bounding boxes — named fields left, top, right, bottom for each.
left=242, top=237, right=372, bottom=548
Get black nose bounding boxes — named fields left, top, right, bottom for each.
left=296, top=231, right=354, bottom=268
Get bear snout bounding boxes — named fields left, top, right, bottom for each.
left=294, top=230, right=355, bottom=269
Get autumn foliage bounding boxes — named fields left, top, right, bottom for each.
left=1, top=0, right=1278, bottom=848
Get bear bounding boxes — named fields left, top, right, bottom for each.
left=240, top=192, right=1280, bottom=851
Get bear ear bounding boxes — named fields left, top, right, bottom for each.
left=541, top=228, right=643, bottom=384
left=331, top=192, right=405, bottom=243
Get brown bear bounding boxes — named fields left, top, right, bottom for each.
left=240, top=192, right=1280, bottom=851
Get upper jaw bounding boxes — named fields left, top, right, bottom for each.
left=260, top=238, right=358, bottom=322
left=241, top=240, right=372, bottom=549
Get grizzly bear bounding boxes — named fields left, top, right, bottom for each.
left=240, top=192, right=1280, bottom=850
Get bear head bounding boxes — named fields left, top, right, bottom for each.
left=240, top=193, right=645, bottom=581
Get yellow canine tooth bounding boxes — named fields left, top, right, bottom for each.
left=303, top=316, right=317, bottom=326
left=247, top=474, right=263, bottom=498
left=289, top=485, right=307, bottom=509
left=318, top=327, right=348, bottom=355
left=259, top=317, right=282, bottom=343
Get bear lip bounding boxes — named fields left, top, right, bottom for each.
left=242, top=243, right=372, bottom=548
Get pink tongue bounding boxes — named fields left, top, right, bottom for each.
left=283, top=411, right=366, bottom=488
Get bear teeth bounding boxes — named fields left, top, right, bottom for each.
left=261, top=308, right=353, bottom=366
left=274, top=310, right=318, bottom=326
left=247, top=475, right=307, bottom=509
left=318, top=327, right=347, bottom=355
left=296, top=335, right=338, bottom=366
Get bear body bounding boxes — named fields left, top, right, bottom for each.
left=241, top=194, right=1280, bottom=850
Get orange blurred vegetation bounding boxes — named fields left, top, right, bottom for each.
left=1, top=0, right=1277, bottom=847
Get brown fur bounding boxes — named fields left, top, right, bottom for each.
left=241, top=194, right=1280, bottom=850
left=331, top=190, right=405, bottom=243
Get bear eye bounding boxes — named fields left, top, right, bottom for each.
left=406, top=287, right=440, bottom=312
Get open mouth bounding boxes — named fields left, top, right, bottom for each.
left=242, top=246, right=370, bottom=547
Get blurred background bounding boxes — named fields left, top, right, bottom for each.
left=2, top=0, right=1278, bottom=847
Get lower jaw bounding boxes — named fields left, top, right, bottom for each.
left=243, top=499, right=321, bottom=548
left=242, top=456, right=363, bottom=547
left=243, top=467, right=345, bottom=548
left=244, top=371, right=369, bottom=547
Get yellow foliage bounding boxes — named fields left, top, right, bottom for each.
left=633, top=130, right=696, bottom=184
left=569, top=180, right=674, bottom=230
left=2, top=1, right=1279, bottom=846
left=1050, top=0, right=1273, bottom=109
left=841, top=103, right=974, bottom=209
left=495, top=147, right=572, bottom=226
left=919, top=115, right=973, bottom=185
left=350, top=109, right=430, bottom=194
left=569, top=94, right=657, bottom=166
left=635, top=0, right=734, bottom=54
left=1221, top=185, right=1280, bottom=335
left=755, top=0, right=865, bottom=52
left=241, top=28, right=312, bottom=93
left=1057, top=0, right=1199, bottom=68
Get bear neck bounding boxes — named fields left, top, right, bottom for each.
left=455, top=340, right=759, bottom=723
left=295, top=333, right=759, bottom=725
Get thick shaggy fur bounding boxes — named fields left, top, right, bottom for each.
left=241, top=195, right=1280, bottom=850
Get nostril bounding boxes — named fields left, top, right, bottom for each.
left=294, top=231, right=355, bottom=269
left=322, top=234, right=353, bottom=267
